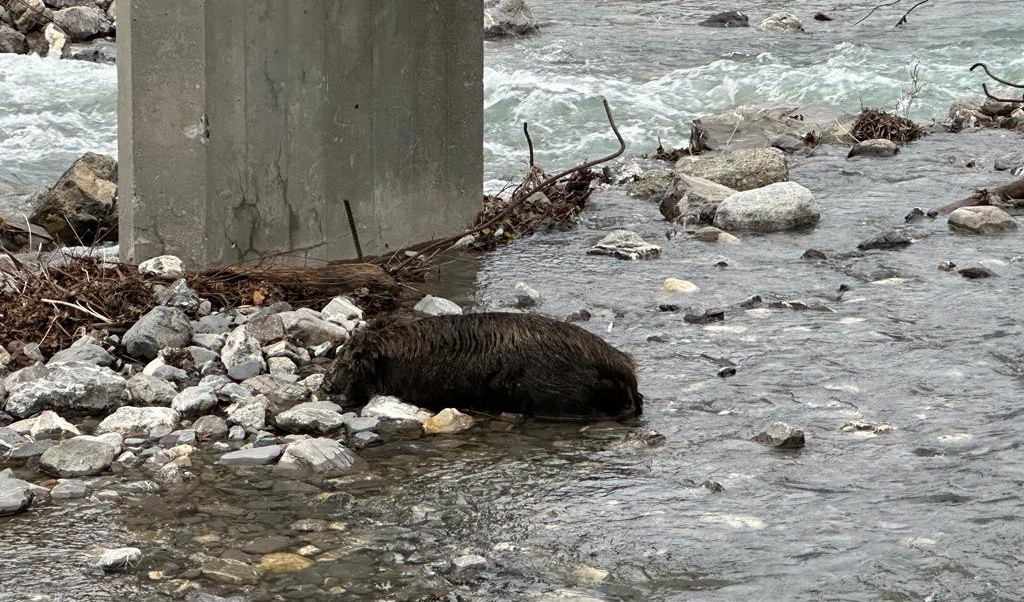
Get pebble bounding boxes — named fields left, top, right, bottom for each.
left=752, top=422, right=805, bottom=449
left=663, top=278, right=700, bottom=293
left=361, top=396, right=433, bottom=424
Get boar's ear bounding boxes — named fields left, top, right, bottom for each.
left=349, top=346, right=380, bottom=381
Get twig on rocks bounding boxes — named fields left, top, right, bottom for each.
left=40, top=298, right=113, bottom=324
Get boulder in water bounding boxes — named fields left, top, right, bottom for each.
left=713, top=182, right=819, bottom=232
left=753, top=422, right=805, bottom=448
left=947, top=206, right=1018, bottom=234
left=657, top=174, right=738, bottom=224
left=676, top=148, right=789, bottom=192
left=588, top=230, right=662, bottom=260
left=847, top=139, right=899, bottom=158
left=698, top=11, right=749, bottom=28
left=688, top=105, right=856, bottom=153
left=857, top=229, right=913, bottom=251
left=484, top=0, right=538, bottom=38
left=759, top=13, right=805, bottom=33
left=30, top=152, right=118, bottom=246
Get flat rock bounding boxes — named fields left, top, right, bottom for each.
left=218, top=445, right=284, bottom=467
left=857, top=229, right=913, bottom=251
left=676, top=148, right=789, bottom=191
left=687, top=105, right=855, bottom=154
left=275, top=438, right=366, bottom=477
left=713, top=182, right=819, bottom=232
left=48, top=343, right=115, bottom=367
left=50, top=478, right=89, bottom=500
left=258, top=552, right=313, bottom=574
left=39, top=436, right=119, bottom=477
left=587, top=230, right=661, bottom=260
left=96, top=406, right=179, bottom=438
left=275, top=401, right=346, bottom=435
left=947, top=206, right=1018, bottom=234
left=171, top=385, right=219, bottom=417
left=958, top=263, right=996, bottom=279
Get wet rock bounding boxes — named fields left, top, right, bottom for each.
left=138, top=255, right=184, bottom=280
left=994, top=152, right=1024, bottom=172
left=275, top=438, right=366, bottom=477
left=48, top=343, right=115, bottom=367
left=483, top=0, right=538, bottom=37
left=693, top=226, right=739, bottom=243
left=343, top=415, right=380, bottom=434
left=123, top=307, right=193, bottom=361
left=321, top=296, right=363, bottom=324
left=39, top=435, right=119, bottom=477
left=218, top=445, right=283, bottom=467
left=30, top=152, right=117, bottom=246
left=0, top=25, right=29, bottom=54
left=947, top=206, right=1018, bottom=234
left=841, top=421, right=894, bottom=435
left=677, top=148, right=789, bottom=192
left=258, top=552, right=313, bottom=574
left=4, top=362, right=127, bottom=419
left=97, top=547, right=142, bottom=572
left=0, top=477, right=34, bottom=515
left=171, top=386, right=219, bottom=417
left=221, top=326, right=266, bottom=381
left=96, top=406, right=179, bottom=438
left=813, top=12, right=834, bottom=21
left=698, top=10, right=748, bottom=27
left=684, top=309, right=725, bottom=324
left=958, top=263, right=996, bottom=279
left=195, top=554, right=259, bottom=586
left=9, top=410, right=80, bottom=440
left=759, top=13, right=804, bottom=32
left=155, top=461, right=185, bottom=486
left=351, top=430, right=382, bottom=449
left=624, top=168, right=676, bottom=198
left=361, top=396, right=433, bottom=424
left=126, top=373, right=178, bottom=405
left=847, top=139, right=899, bottom=158
left=193, top=415, right=228, bottom=442
left=414, top=295, right=463, bottom=316
left=857, top=229, right=913, bottom=251
left=753, top=421, right=805, bottom=449
left=278, top=308, right=350, bottom=346
left=587, top=230, right=661, bottom=260
left=514, top=282, right=542, bottom=308
left=657, top=174, right=738, bottom=224
left=688, top=105, right=855, bottom=154
left=7, top=440, right=56, bottom=462
left=450, top=554, right=488, bottom=574
left=424, top=408, right=475, bottom=435
left=51, top=6, right=112, bottom=41
left=662, top=278, right=699, bottom=293
left=50, top=478, right=88, bottom=500
left=947, top=98, right=993, bottom=131
left=713, top=182, right=819, bottom=232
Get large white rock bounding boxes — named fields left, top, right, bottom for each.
left=759, top=13, right=804, bottom=33
left=713, top=182, right=820, bottom=232
left=947, top=205, right=1019, bottom=234
left=321, top=296, right=363, bottom=324
left=96, top=406, right=180, bottom=438
left=361, top=396, right=434, bottom=424
left=275, top=401, right=346, bottom=435
left=414, top=295, right=463, bottom=317
left=138, top=255, right=184, bottom=280
left=424, top=408, right=475, bottom=435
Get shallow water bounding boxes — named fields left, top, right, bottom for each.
left=3, top=1, right=1024, bottom=600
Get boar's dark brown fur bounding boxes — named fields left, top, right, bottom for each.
left=325, top=313, right=642, bottom=420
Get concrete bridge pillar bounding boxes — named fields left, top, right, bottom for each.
left=118, top=0, right=483, bottom=267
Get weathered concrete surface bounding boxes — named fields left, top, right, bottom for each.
left=119, top=0, right=483, bottom=267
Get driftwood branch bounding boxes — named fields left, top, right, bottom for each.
left=524, top=122, right=535, bottom=168
left=970, top=63, right=1024, bottom=104
left=930, top=176, right=1024, bottom=216
left=895, top=0, right=933, bottom=26
left=388, top=98, right=626, bottom=273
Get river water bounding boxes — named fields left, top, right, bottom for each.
left=2, top=1, right=1024, bottom=600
